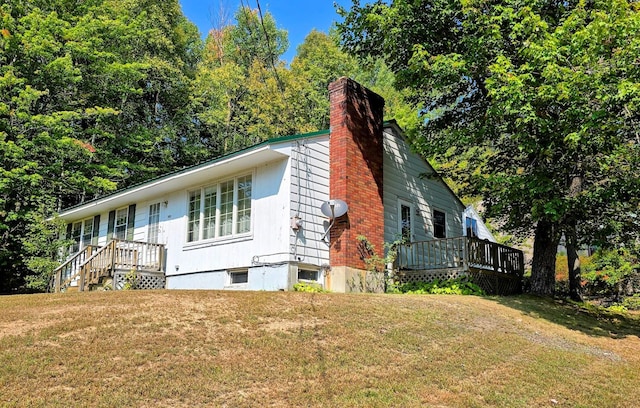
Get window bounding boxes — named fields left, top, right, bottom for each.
left=219, top=180, right=234, bottom=237
left=237, top=175, right=252, bottom=234
left=298, top=269, right=319, bottom=281
left=433, top=210, right=446, bottom=239
left=68, top=216, right=99, bottom=254
left=187, top=174, right=252, bottom=243
left=81, top=219, right=93, bottom=247
left=114, top=207, right=129, bottom=240
left=465, top=217, right=478, bottom=238
left=148, top=203, right=161, bottom=243
left=187, top=191, right=201, bottom=242
left=400, top=204, right=412, bottom=241
left=229, top=270, right=248, bottom=284
left=398, top=199, right=414, bottom=242
left=203, top=187, right=217, bottom=239
left=70, top=221, right=82, bottom=253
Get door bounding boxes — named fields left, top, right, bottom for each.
left=398, top=199, right=416, bottom=267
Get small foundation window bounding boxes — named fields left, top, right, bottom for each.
left=229, top=271, right=248, bottom=285
left=298, top=269, right=319, bottom=281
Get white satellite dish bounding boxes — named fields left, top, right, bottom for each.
left=320, top=199, right=349, bottom=219
left=320, top=199, right=348, bottom=243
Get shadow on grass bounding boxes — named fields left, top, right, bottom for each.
left=491, top=295, right=640, bottom=339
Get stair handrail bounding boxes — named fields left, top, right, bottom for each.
left=49, top=245, right=100, bottom=293
left=78, top=240, right=118, bottom=291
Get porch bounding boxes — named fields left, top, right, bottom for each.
left=49, top=240, right=166, bottom=293
left=394, top=237, right=525, bottom=295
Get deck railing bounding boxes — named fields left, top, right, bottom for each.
left=50, top=240, right=165, bottom=292
left=396, top=237, right=524, bottom=276
left=50, top=245, right=101, bottom=293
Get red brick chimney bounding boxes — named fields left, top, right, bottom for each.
left=328, top=77, right=385, bottom=289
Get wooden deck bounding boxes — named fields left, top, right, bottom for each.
left=49, top=240, right=166, bottom=293
left=394, top=237, right=524, bottom=295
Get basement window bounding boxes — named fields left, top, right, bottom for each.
left=298, top=269, right=319, bottom=281
left=229, top=270, right=248, bottom=285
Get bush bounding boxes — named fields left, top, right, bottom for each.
left=582, top=248, right=638, bottom=299
left=392, top=277, right=485, bottom=296
left=293, top=282, right=328, bottom=293
left=622, top=294, right=640, bottom=311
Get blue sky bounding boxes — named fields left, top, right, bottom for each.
left=179, top=1, right=353, bottom=63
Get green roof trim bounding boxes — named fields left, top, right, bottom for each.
left=60, top=128, right=331, bottom=213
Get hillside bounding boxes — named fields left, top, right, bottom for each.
left=1, top=291, right=639, bottom=407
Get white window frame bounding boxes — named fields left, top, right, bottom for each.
left=114, top=207, right=129, bottom=240
left=186, top=173, right=253, bottom=243
left=148, top=203, right=161, bottom=243
left=70, top=217, right=95, bottom=254
left=228, top=270, right=249, bottom=285
left=398, top=199, right=414, bottom=242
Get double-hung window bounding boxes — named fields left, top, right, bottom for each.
left=148, top=203, right=161, bottom=243
left=69, top=216, right=99, bottom=254
left=187, top=174, right=252, bottom=243
left=114, top=207, right=129, bottom=240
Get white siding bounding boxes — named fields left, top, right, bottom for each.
left=463, top=205, right=496, bottom=242
left=288, top=136, right=331, bottom=267
left=383, top=127, right=465, bottom=244
left=163, top=158, right=292, bottom=280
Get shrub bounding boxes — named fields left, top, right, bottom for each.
left=123, top=270, right=138, bottom=290
left=582, top=248, right=638, bottom=299
left=622, top=294, right=640, bottom=311
left=293, top=282, right=328, bottom=293
left=393, top=277, right=485, bottom=296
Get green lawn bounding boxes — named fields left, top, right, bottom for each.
left=1, top=291, right=639, bottom=407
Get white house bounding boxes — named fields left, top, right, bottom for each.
left=52, top=78, right=501, bottom=293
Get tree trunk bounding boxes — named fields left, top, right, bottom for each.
left=530, top=219, right=560, bottom=296
left=565, top=222, right=583, bottom=302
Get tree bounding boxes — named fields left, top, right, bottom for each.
left=291, top=29, right=419, bottom=134
left=0, top=0, right=202, bottom=291
left=193, top=5, right=292, bottom=151
left=338, top=0, right=640, bottom=297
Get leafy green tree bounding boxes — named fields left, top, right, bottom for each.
left=194, top=6, right=291, bottom=151
left=338, top=0, right=640, bottom=297
left=0, top=0, right=202, bottom=291
left=292, top=29, right=419, bottom=134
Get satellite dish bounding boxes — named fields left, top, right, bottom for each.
left=320, top=199, right=349, bottom=219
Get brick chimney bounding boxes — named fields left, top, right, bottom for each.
left=327, top=77, right=385, bottom=291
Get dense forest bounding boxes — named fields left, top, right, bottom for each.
left=2, top=0, right=640, bottom=297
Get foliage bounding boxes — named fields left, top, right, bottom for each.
left=607, top=304, right=628, bottom=314
left=356, top=234, right=406, bottom=292
left=0, top=0, right=203, bottom=291
left=293, top=281, right=328, bottom=293
left=622, top=294, right=640, bottom=311
left=338, top=0, right=640, bottom=296
left=392, top=277, right=486, bottom=296
left=122, top=269, right=138, bottom=290
left=582, top=248, right=638, bottom=298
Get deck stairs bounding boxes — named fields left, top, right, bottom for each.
left=49, top=240, right=166, bottom=293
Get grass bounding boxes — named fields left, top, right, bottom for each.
left=1, top=291, right=640, bottom=407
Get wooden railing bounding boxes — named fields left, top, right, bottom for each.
left=49, top=245, right=101, bottom=293
left=396, top=237, right=524, bottom=276
left=50, top=240, right=165, bottom=292
left=466, top=238, right=524, bottom=275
